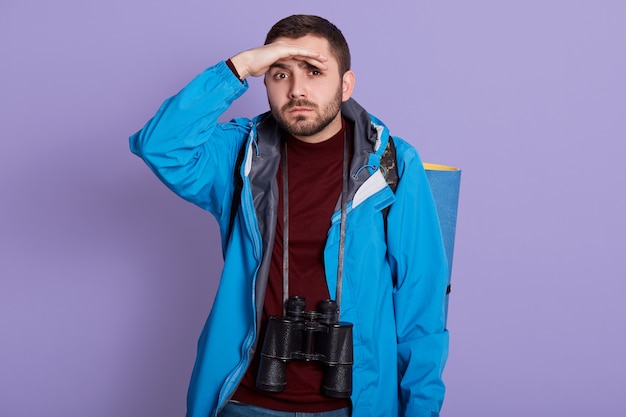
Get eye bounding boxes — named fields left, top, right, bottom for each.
left=273, top=72, right=289, bottom=80
left=309, top=69, right=322, bottom=77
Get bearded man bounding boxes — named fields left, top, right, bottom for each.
left=131, top=14, right=449, bottom=417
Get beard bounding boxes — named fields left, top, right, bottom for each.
left=270, top=87, right=343, bottom=137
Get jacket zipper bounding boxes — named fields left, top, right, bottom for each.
left=215, top=177, right=263, bottom=414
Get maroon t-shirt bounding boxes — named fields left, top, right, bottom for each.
left=232, top=120, right=352, bottom=411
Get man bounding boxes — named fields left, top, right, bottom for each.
left=130, top=14, right=449, bottom=417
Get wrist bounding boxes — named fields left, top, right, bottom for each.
left=225, top=59, right=244, bottom=83
left=228, top=54, right=249, bottom=80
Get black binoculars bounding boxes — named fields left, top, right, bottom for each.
left=256, top=296, right=353, bottom=398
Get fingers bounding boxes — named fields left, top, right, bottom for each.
left=275, top=42, right=329, bottom=67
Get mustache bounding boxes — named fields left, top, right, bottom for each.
left=281, top=99, right=318, bottom=112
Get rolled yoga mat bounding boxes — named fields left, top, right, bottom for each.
left=424, top=163, right=461, bottom=322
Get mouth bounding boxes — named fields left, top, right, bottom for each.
left=288, top=106, right=313, bottom=114
left=283, top=100, right=316, bottom=114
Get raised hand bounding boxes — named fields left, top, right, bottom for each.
left=229, top=42, right=329, bottom=79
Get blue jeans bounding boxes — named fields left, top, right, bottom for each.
left=218, top=401, right=350, bottom=417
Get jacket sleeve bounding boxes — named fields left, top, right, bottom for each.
left=129, top=61, right=250, bottom=220
left=386, top=139, right=450, bottom=417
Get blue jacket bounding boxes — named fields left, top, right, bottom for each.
left=130, top=61, right=449, bottom=417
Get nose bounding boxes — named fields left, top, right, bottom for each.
left=288, top=74, right=306, bottom=99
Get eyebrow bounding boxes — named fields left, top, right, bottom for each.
left=301, top=62, right=320, bottom=71
left=269, top=62, right=291, bottom=71
left=269, top=61, right=321, bottom=72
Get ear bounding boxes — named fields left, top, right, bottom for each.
left=341, top=70, right=355, bottom=102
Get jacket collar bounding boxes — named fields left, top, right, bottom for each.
left=246, top=98, right=392, bottom=207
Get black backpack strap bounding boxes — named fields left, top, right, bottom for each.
left=227, top=142, right=248, bottom=240
left=380, top=135, right=399, bottom=192
left=380, top=136, right=399, bottom=224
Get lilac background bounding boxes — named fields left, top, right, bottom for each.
left=1, top=0, right=625, bottom=416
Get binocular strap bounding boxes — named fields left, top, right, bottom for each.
left=281, top=133, right=349, bottom=319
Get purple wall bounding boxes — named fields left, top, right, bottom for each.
left=1, top=1, right=625, bottom=416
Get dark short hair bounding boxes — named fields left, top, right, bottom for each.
left=264, top=15, right=351, bottom=75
